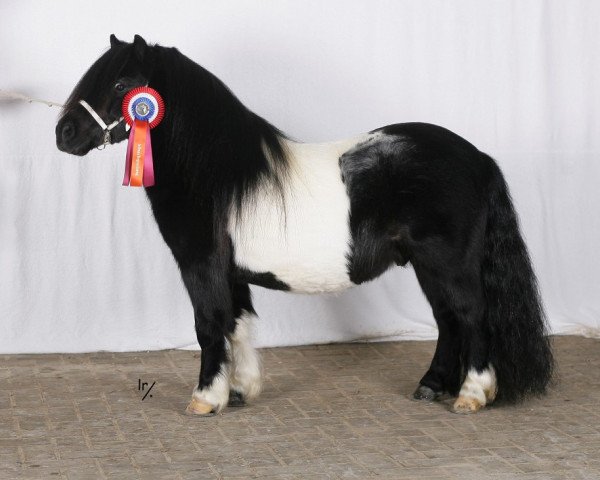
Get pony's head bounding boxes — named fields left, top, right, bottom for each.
left=56, top=34, right=153, bottom=156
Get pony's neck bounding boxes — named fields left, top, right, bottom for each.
left=146, top=46, right=288, bottom=209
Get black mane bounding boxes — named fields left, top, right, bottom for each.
left=149, top=45, right=290, bottom=215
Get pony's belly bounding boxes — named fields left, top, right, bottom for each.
left=231, top=231, right=354, bottom=294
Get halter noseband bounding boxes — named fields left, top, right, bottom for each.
left=78, top=99, right=125, bottom=150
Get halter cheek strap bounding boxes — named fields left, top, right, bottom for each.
left=78, top=99, right=125, bottom=149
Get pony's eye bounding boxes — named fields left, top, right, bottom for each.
left=114, top=83, right=125, bottom=92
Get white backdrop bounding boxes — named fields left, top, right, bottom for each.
left=1, top=1, right=598, bottom=353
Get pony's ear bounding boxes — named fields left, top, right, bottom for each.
left=133, top=34, right=148, bottom=61
left=110, top=34, right=123, bottom=48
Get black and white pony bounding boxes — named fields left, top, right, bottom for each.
left=56, top=35, right=553, bottom=415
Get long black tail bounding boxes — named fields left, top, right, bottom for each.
left=483, top=159, right=554, bottom=402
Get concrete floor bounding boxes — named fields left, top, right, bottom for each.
left=1, top=336, right=599, bottom=479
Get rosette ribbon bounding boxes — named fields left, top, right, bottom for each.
left=121, top=87, right=165, bottom=187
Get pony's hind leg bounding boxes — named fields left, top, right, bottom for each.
left=446, top=279, right=497, bottom=413
left=228, top=283, right=262, bottom=406
left=413, top=307, right=462, bottom=401
left=413, top=259, right=496, bottom=413
left=452, top=324, right=497, bottom=414
left=413, top=269, right=462, bottom=401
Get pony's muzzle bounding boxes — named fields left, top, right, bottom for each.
left=56, top=117, right=77, bottom=152
left=56, top=116, right=91, bottom=156
left=59, top=120, right=75, bottom=143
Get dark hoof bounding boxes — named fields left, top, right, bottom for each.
left=228, top=390, right=246, bottom=407
left=413, top=385, right=441, bottom=402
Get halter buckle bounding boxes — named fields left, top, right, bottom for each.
left=97, top=130, right=112, bottom=150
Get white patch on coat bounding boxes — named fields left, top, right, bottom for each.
left=192, top=366, right=230, bottom=413
left=458, top=365, right=497, bottom=406
left=229, top=311, right=262, bottom=399
left=229, top=134, right=376, bottom=294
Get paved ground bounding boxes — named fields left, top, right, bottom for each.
left=1, top=335, right=599, bottom=479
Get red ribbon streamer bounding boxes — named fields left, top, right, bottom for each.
left=122, top=119, right=155, bottom=187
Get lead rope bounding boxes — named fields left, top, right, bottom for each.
left=0, top=89, right=63, bottom=107
left=0, top=89, right=124, bottom=150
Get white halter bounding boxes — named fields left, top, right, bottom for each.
left=78, top=99, right=125, bottom=149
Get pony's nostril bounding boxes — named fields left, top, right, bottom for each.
left=61, top=121, right=75, bottom=142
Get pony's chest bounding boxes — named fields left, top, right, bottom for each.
left=228, top=141, right=362, bottom=294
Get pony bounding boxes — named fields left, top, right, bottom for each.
left=56, top=34, right=553, bottom=416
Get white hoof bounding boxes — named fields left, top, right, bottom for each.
left=453, top=365, right=497, bottom=414
left=187, top=370, right=230, bottom=415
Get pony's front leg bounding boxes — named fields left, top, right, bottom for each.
left=180, top=263, right=235, bottom=416
left=186, top=327, right=232, bottom=416
left=228, top=282, right=262, bottom=406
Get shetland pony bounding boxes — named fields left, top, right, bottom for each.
left=56, top=35, right=553, bottom=415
